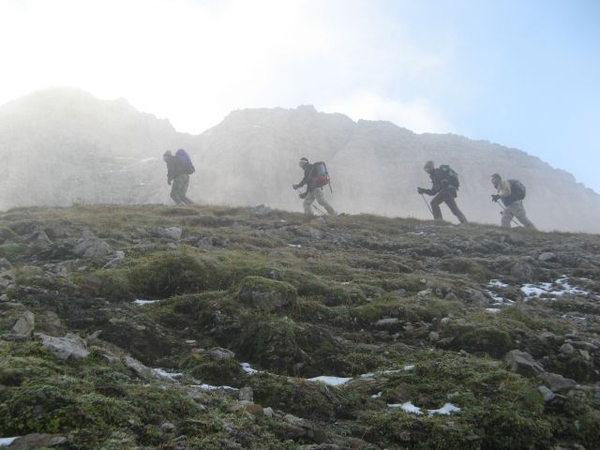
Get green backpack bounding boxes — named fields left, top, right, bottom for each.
left=439, top=164, right=459, bottom=189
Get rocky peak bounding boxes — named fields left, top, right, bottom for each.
left=1, top=89, right=599, bottom=234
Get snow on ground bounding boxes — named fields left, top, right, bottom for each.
left=133, top=299, right=161, bottom=305
left=521, top=276, right=589, bottom=298
left=485, top=276, right=590, bottom=305
left=388, top=401, right=461, bottom=417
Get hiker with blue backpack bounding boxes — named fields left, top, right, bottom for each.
left=417, top=160, right=468, bottom=224
left=490, top=173, right=537, bottom=229
left=292, top=157, right=337, bottom=217
left=163, top=149, right=195, bottom=205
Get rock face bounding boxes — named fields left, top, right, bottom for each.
left=1, top=204, right=600, bottom=449
left=1, top=88, right=600, bottom=231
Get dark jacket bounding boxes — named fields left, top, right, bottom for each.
left=296, top=163, right=318, bottom=192
left=423, top=168, right=456, bottom=196
left=165, top=155, right=187, bottom=183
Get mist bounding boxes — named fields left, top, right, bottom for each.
left=1, top=89, right=599, bottom=234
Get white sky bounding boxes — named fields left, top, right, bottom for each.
left=1, top=0, right=599, bottom=192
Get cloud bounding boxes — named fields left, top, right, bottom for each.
left=326, top=92, right=455, bottom=134
left=0, top=0, right=455, bottom=135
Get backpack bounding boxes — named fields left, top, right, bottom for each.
left=508, top=179, right=526, bottom=200
left=175, top=149, right=195, bottom=175
left=438, top=164, right=459, bottom=189
left=311, top=161, right=330, bottom=188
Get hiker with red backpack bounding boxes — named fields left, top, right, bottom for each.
left=292, top=157, right=337, bottom=217
left=490, top=173, right=537, bottom=229
left=417, top=160, right=468, bottom=224
left=163, top=149, right=195, bottom=206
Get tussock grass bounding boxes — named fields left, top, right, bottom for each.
left=2, top=204, right=600, bottom=449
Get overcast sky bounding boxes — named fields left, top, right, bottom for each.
left=1, top=0, right=599, bottom=192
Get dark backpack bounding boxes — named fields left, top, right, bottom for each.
left=311, top=161, right=330, bottom=188
left=508, top=179, right=526, bottom=200
left=438, top=164, right=459, bottom=189
left=175, top=149, right=195, bottom=175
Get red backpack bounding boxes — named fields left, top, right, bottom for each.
left=311, top=161, right=330, bottom=188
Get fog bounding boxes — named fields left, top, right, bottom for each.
left=1, top=89, right=600, bottom=234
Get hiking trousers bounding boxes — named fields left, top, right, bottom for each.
left=170, top=174, right=194, bottom=205
left=430, top=189, right=467, bottom=224
left=501, top=201, right=536, bottom=229
left=303, top=188, right=336, bottom=216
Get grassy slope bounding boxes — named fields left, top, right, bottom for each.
left=1, top=204, right=599, bottom=449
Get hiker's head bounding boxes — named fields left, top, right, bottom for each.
left=299, top=157, right=309, bottom=168
left=424, top=161, right=434, bottom=174
left=163, top=150, right=172, bottom=161
left=491, top=173, right=501, bottom=186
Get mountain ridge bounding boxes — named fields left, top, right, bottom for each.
left=1, top=88, right=599, bottom=233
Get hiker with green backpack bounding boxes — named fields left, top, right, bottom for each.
left=163, top=149, right=195, bottom=206
left=417, top=160, right=468, bottom=224
left=490, top=173, right=537, bottom=229
left=292, top=157, right=337, bottom=217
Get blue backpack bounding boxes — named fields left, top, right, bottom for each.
left=311, top=161, right=330, bottom=188
left=175, top=149, right=195, bottom=175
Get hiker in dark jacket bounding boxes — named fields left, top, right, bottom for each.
left=491, top=173, right=536, bottom=229
left=417, top=160, right=468, bottom=224
left=292, top=157, right=336, bottom=217
left=163, top=150, right=194, bottom=205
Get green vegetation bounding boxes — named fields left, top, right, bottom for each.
left=0, top=204, right=599, bottom=449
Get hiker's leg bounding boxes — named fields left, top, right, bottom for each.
left=181, top=175, right=190, bottom=196
left=512, top=202, right=537, bottom=230
left=501, top=205, right=515, bottom=228
left=172, top=177, right=187, bottom=204
left=430, top=193, right=444, bottom=220
left=303, top=191, right=316, bottom=216
left=170, top=183, right=182, bottom=204
left=314, top=189, right=336, bottom=215
left=182, top=197, right=195, bottom=205
left=445, top=196, right=468, bottom=224
left=179, top=175, right=195, bottom=205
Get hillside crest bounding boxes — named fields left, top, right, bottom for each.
left=1, top=88, right=599, bottom=233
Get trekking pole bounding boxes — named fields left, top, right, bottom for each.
left=496, top=202, right=520, bottom=227
left=294, top=187, right=322, bottom=215
left=312, top=204, right=326, bottom=215
left=420, top=193, right=433, bottom=215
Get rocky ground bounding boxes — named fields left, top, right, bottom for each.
left=1, top=204, right=599, bottom=449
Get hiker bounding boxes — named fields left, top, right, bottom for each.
left=490, top=173, right=537, bottom=229
left=163, top=149, right=195, bottom=205
left=417, top=160, right=468, bottom=224
left=292, top=157, right=337, bottom=217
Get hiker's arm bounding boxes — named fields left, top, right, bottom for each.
left=166, top=163, right=173, bottom=183
left=498, top=180, right=511, bottom=198
left=428, top=182, right=441, bottom=195
left=293, top=171, right=309, bottom=189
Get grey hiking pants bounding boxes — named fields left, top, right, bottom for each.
left=303, top=188, right=336, bottom=216
left=501, top=201, right=536, bottom=229
left=170, top=174, right=194, bottom=205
